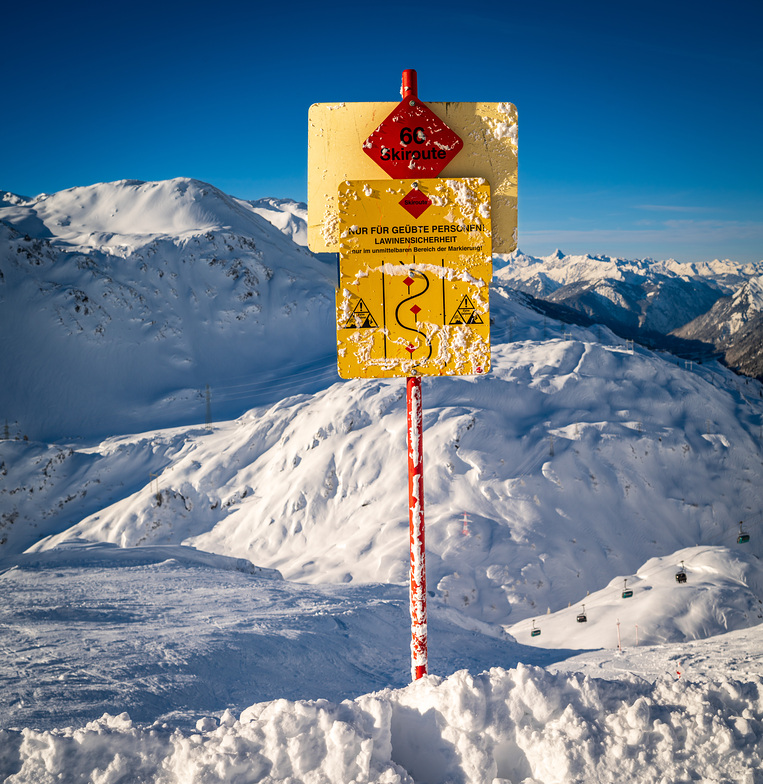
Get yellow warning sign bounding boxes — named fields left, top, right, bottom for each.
left=337, top=178, right=492, bottom=379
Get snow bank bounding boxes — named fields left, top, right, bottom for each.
left=3, top=662, right=762, bottom=784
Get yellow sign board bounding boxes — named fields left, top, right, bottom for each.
left=309, top=102, right=517, bottom=254
left=337, top=178, right=492, bottom=379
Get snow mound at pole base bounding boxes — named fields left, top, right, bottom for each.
left=3, top=638, right=762, bottom=784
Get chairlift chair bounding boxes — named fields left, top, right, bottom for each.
left=738, top=521, right=750, bottom=544
left=622, top=579, right=633, bottom=599
left=576, top=604, right=587, bottom=623
left=675, top=561, right=687, bottom=583
left=530, top=620, right=541, bottom=637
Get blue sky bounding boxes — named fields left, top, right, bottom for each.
left=3, top=0, right=762, bottom=262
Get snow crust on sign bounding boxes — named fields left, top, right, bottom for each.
left=1, top=179, right=763, bottom=783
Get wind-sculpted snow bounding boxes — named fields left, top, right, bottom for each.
left=0, top=542, right=567, bottom=730
left=3, top=646, right=762, bottom=783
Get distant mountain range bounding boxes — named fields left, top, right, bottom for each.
left=494, top=250, right=763, bottom=380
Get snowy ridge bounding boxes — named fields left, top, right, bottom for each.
left=1, top=539, right=283, bottom=579
left=495, top=249, right=762, bottom=293
left=671, top=273, right=763, bottom=380
left=731, top=275, right=763, bottom=319
left=509, top=545, right=763, bottom=648
left=241, top=196, right=309, bottom=248
left=0, top=179, right=282, bottom=249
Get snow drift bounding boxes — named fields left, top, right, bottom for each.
left=3, top=649, right=762, bottom=784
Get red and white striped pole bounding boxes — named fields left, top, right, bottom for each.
left=402, top=69, right=427, bottom=681
left=407, top=375, right=427, bottom=680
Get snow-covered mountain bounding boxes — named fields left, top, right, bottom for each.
left=672, top=274, right=763, bottom=379
left=10, top=328, right=761, bottom=631
left=241, top=196, right=309, bottom=247
left=2, top=179, right=762, bottom=782
left=0, top=179, right=336, bottom=442
left=494, top=249, right=763, bottom=377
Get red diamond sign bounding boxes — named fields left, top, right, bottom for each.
left=399, top=186, right=431, bottom=218
left=362, top=97, right=463, bottom=178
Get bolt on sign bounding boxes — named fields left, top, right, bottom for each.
left=337, top=177, right=491, bottom=379
left=308, top=101, right=517, bottom=254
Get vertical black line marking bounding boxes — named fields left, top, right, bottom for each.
left=441, top=257, right=446, bottom=325
left=381, top=265, right=387, bottom=359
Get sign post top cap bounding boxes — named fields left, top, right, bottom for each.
left=401, top=69, right=417, bottom=99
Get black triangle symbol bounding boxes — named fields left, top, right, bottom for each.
left=345, top=298, right=378, bottom=329
left=449, top=295, right=483, bottom=326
